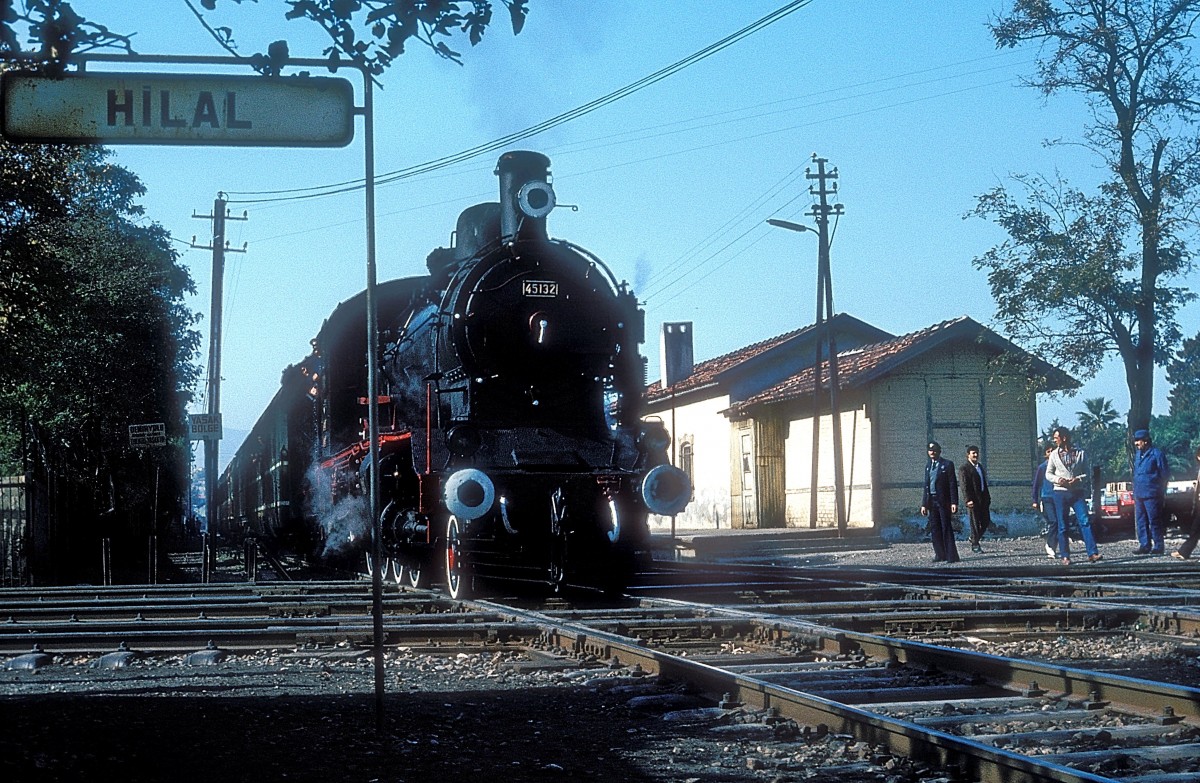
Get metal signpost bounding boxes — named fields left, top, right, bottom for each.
left=1, top=53, right=387, bottom=728
left=187, top=413, right=223, bottom=441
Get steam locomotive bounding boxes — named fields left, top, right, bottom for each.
left=215, top=151, right=691, bottom=596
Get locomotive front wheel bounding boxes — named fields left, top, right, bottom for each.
left=445, top=515, right=474, bottom=600
left=397, top=558, right=428, bottom=589
left=364, top=553, right=390, bottom=581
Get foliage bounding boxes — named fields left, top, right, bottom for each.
left=1075, top=396, right=1119, bottom=440
left=1073, top=396, right=1127, bottom=481
left=0, top=137, right=200, bottom=519
left=978, top=0, right=1200, bottom=432
left=0, top=0, right=134, bottom=72
left=1167, top=331, right=1200, bottom=421
left=1, top=0, right=530, bottom=76
left=1147, top=412, right=1197, bottom=478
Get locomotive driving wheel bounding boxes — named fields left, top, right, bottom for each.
left=396, top=558, right=428, bottom=589
left=444, top=515, right=474, bottom=600
left=548, top=534, right=567, bottom=593
left=364, top=552, right=392, bottom=582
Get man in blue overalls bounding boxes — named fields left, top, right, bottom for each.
left=1131, top=428, right=1169, bottom=555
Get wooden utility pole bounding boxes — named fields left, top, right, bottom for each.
left=806, top=156, right=847, bottom=534
left=192, top=194, right=246, bottom=581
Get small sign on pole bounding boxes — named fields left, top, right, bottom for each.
left=129, top=423, right=167, bottom=449
left=188, top=413, right=223, bottom=441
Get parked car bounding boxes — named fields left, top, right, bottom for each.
left=1098, top=480, right=1194, bottom=536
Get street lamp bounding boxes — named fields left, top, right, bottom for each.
left=766, top=218, right=813, bottom=234
left=767, top=208, right=846, bottom=535
left=768, top=217, right=823, bottom=530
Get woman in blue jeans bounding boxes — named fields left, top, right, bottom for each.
left=1046, top=427, right=1101, bottom=565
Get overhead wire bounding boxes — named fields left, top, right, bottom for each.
left=222, top=0, right=815, bottom=204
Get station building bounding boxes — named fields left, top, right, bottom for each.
left=644, top=315, right=1077, bottom=532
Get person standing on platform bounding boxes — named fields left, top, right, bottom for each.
left=1046, top=426, right=1101, bottom=565
left=1172, top=446, right=1200, bottom=560
left=1032, top=444, right=1058, bottom=558
left=920, top=441, right=960, bottom=563
left=961, top=445, right=992, bottom=553
left=1131, top=428, right=1170, bottom=556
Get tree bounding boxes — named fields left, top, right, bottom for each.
left=1076, top=396, right=1120, bottom=441
left=0, top=137, right=200, bottom=552
left=1, top=0, right=530, bottom=75
left=1076, top=396, right=1128, bottom=482
left=1167, top=331, right=1200, bottom=417
left=975, top=0, right=1200, bottom=433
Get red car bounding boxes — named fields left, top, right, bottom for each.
left=1099, top=481, right=1193, bottom=535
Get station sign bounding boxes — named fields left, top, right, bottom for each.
left=1, top=71, right=354, bottom=147
left=187, top=413, right=223, bottom=441
left=129, top=422, right=167, bottom=449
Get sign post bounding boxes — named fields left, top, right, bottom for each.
left=128, top=422, right=167, bottom=449
left=187, top=413, right=223, bottom=441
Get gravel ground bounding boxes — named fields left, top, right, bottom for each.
left=2, top=647, right=944, bottom=783
left=4, top=632, right=1198, bottom=782
left=4, top=531, right=1198, bottom=782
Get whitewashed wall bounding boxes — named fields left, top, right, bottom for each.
left=646, top=394, right=732, bottom=530
left=784, top=405, right=875, bottom=528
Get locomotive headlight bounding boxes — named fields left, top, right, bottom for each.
left=641, top=464, right=692, bottom=516
left=517, top=180, right=556, bottom=219
left=444, top=469, right=495, bottom=521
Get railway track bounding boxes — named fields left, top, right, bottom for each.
left=3, top=562, right=1198, bottom=782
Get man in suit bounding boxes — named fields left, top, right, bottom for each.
left=920, top=441, right=960, bottom=563
left=961, top=445, right=992, bottom=554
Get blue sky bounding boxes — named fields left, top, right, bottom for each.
left=57, top=1, right=1200, bottom=463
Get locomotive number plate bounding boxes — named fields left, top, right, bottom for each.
left=521, top=280, right=559, bottom=298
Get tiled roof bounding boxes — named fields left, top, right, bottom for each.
left=723, top=316, right=1077, bottom=416
left=644, top=324, right=814, bottom=403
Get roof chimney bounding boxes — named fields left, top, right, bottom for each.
left=660, top=322, right=694, bottom=388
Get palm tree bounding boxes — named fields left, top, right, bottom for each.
left=1076, top=397, right=1119, bottom=441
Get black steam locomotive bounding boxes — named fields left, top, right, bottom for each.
left=215, top=151, right=690, bottom=596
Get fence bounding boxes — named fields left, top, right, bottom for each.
left=0, top=475, right=31, bottom=585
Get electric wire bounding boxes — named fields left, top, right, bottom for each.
left=221, top=0, right=815, bottom=204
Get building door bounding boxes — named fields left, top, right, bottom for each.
left=739, top=432, right=756, bottom=528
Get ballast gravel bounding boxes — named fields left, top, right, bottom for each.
left=0, top=645, right=975, bottom=783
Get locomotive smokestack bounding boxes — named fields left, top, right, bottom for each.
left=496, top=150, right=555, bottom=242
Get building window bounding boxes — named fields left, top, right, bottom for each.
left=740, top=433, right=753, bottom=479
left=680, top=441, right=694, bottom=486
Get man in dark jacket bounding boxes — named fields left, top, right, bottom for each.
left=960, top=445, right=991, bottom=553
left=920, top=441, right=960, bottom=563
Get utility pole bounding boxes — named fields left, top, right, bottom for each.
left=192, top=194, right=247, bottom=581
left=806, top=155, right=847, bottom=535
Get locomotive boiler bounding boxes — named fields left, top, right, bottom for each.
left=216, top=151, right=690, bottom=596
